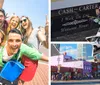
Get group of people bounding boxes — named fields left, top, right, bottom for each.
left=0, top=7, right=49, bottom=85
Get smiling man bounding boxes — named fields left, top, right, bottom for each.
left=2, top=28, right=48, bottom=63
left=0, top=28, right=48, bottom=85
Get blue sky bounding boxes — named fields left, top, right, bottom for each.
left=3, top=0, right=48, bottom=28
left=60, top=44, right=93, bottom=60
left=60, top=44, right=77, bottom=59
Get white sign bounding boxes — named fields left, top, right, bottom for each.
left=51, top=55, right=83, bottom=68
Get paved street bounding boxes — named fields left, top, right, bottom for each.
left=51, top=79, right=100, bottom=85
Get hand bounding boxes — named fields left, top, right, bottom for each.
left=6, top=13, right=16, bottom=19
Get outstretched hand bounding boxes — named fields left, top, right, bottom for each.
left=6, top=13, right=16, bottom=19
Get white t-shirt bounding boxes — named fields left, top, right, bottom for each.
left=2, top=47, right=13, bottom=62
left=27, top=29, right=40, bottom=49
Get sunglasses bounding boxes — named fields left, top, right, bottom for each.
left=21, top=19, right=27, bottom=23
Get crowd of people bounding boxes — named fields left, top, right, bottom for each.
left=0, top=1, right=49, bottom=85
left=51, top=72, right=95, bottom=81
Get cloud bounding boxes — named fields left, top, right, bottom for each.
left=60, top=46, right=73, bottom=52
left=65, top=46, right=73, bottom=50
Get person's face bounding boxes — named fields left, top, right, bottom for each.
left=0, top=32, right=3, bottom=45
left=10, top=17, right=19, bottom=29
left=96, top=9, right=100, bottom=16
left=21, top=17, right=29, bottom=29
left=0, top=11, right=5, bottom=26
left=7, top=33, right=22, bottom=55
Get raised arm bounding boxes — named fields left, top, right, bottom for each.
left=20, top=43, right=48, bottom=61
left=0, top=0, right=4, bottom=8
left=43, top=15, right=49, bottom=49
left=45, top=15, right=49, bottom=35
